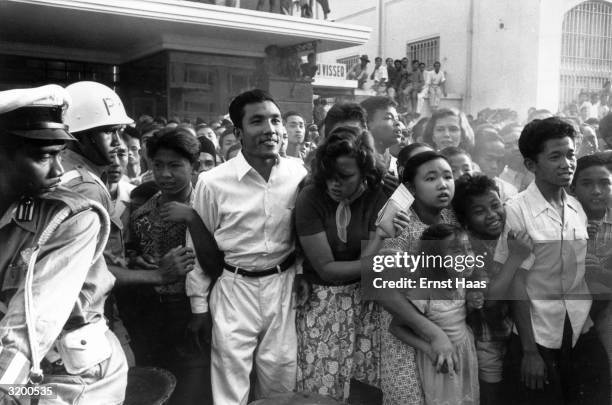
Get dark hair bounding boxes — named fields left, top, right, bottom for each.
left=401, top=151, right=449, bottom=184
left=219, top=130, right=236, bottom=148
left=139, top=122, right=163, bottom=137
left=572, top=154, right=610, bottom=187
left=452, top=173, right=500, bottom=227
left=130, top=181, right=160, bottom=203
left=440, top=146, right=470, bottom=160
left=198, top=136, right=217, bottom=158
left=360, top=96, right=397, bottom=126
left=600, top=113, right=612, bottom=139
left=423, top=108, right=475, bottom=152
left=146, top=127, right=200, bottom=165
left=418, top=223, right=466, bottom=281
left=312, top=126, right=382, bottom=191
left=283, top=111, right=303, bottom=122
left=122, top=125, right=140, bottom=141
left=518, top=117, right=576, bottom=161
left=323, top=103, right=368, bottom=137
left=397, top=142, right=432, bottom=170
left=228, top=89, right=279, bottom=130
left=412, top=117, right=430, bottom=142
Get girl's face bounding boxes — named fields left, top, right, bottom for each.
left=432, top=115, right=461, bottom=150
left=409, top=158, right=455, bottom=210
left=444, top=232, right=475, bottom=276
left=152, top=148, right=195, bottom=196
left=466, top=190, right=506, bottom=239
left=326, top=156, right=363, bottom=201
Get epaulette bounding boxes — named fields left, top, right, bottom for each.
left=39, top=186, right=98, bottom=214
left=16, top=197, right=34, bottom=222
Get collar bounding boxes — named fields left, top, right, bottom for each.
left=116, top=180, right=134, bottom=204
left=234, top=151, right=280, bottom=182
left=0, top=200, right=37, bottom=234
left=62, top=149, right=104, bottom=178
left=603, top=208, right=612, bottom=225
left=524, top=182, right=579, bottom=218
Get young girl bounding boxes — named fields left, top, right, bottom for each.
left=422, top=108, right=475, bottom=153
left=390, top=224, right=479, bottom=405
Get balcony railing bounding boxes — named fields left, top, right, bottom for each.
left=187, top=0, right=330, bottom=19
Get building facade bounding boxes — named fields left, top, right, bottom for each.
left=0, top=0, right=370, bottom=122
left=320, top=0, right=612, bottom=117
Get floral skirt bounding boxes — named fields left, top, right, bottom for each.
left=380, top=309, right=424, bottom=405
left=296, top=283, right=380, bottom=402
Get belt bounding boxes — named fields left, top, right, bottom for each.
left=224, top=253, right=295, bottom=278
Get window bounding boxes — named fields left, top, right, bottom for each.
left=406, top=37, right=440, bottom=68
left=560, top=1, right=612, bottom=109
left=337, top=55, right=360, bottom=74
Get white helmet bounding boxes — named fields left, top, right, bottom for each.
left=64, top=81, right=133, bottom=133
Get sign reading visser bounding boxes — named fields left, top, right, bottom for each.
left=316, top=63, right=346, bottom=79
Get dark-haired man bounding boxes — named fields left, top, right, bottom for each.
left=188, top=89, right=307, bottom=405
left=361, top=96, right=401, bottom=177
left=495, top=117, right=609, bottom=404
left=0, top=87, right=127, bottom=403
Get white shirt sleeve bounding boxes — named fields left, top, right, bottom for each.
left=493, top=202, right=535, bottom=270
left=185, top=176, right=217, bottom=314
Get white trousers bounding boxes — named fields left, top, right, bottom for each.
left=210, top=266, right=297, bottom=405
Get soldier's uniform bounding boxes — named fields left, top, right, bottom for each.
left=0, top=99, right=128, bottom=404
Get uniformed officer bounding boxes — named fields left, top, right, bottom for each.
left=0, top=87, right=127, bottom=404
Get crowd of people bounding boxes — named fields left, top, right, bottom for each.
left=191, top=0, right=331, bottom=19
left=347, top=56, right=447, bottom=116
left=2, top=80, right=612, bottom=405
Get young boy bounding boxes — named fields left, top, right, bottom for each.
left=440, top=146, right=474, bottom=180
left=571, top=154, right=612, bottom=400
left=472, top=134, right=518, bottom=202
left=453, top=174, right=532, bottom=405
left=495, top=117, right=609, bottom=404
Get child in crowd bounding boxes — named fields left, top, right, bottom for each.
left=453, top=174, right=532, bottom=405
left=441, top=146, right=474, bottom=180
left=389, top=224, right=480, bottom=405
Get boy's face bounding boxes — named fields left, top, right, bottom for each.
left=106, top=140, right=129, bottom=185
left=527, top=136, right=576, bottom=188
left=475, top=140, right=506, bottom=178
left=448, top=154, right=473, bottom=180
left=466, top=190, right=506, bottom=239
left=285, top=114, right=305, bottom=144
left=152, top=147, right=195, bottom=196
left=573, top=165, right=612, bottom=214
left=1, top=141, right=66, bottom=198
left=369, top=106, right=399, bottom=149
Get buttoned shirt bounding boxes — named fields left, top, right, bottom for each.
left=373, top=65, right=388, bottom=83
left=186, top=152, right=307, bottom=313
left=0, top=189, right=114, bottom=384
left=494, top=182, right=592, bottom=348
left=426, top=70, right=446, bottom=86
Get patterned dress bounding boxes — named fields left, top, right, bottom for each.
left=378, top=207, right=457, bottom=405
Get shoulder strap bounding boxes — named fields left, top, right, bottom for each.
left=22, top=199, right=110, bottom=384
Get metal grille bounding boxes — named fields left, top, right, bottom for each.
left=406, top=37, right=440, bottom=68
left=560, top=0, right=612, bottom=109
left=337, top=55, right=360, bottom=75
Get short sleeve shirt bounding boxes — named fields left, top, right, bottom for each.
left=295, top=184, right=387, bottom=285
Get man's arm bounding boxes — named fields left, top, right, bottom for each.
left=0, top=210, right=100, bottom=384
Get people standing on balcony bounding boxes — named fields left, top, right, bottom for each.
left=386, top=59, right=402, bottom=102
left=426, top=61, right=447, bottom=111
left=187, top=89, right=307, bottom=405
left=370, top=57, right=389, bottom=96
left=348, top=55, right=370, bottom=90
left=404, top=60, right=423, bottom=115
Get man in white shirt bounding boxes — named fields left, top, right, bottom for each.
left=370, top=56, right=389, bottom=96
left=495, top=117, right=608, bottom=404
left=187, top=89, right=307, bottom=405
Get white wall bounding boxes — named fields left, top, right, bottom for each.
left=319, top=0, right=610, bottom=116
